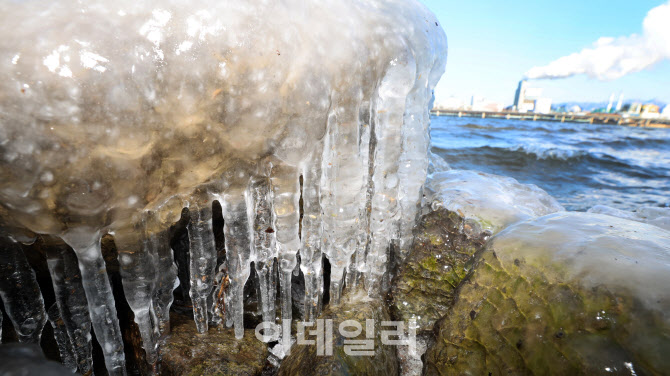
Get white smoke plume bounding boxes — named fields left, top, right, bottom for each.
left=525, top=1, right=670, bottom=80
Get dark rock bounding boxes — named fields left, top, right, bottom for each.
left=160, top=312, right=269, bottom=376
left=278, top=291, right=399, bottom=376
left=0, top=343, right=72, bottom=376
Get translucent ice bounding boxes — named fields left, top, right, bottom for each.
left=588, top=205, right=670, bottom=231
left=45, top=239, right=94, bottom=375
left=47, top=303, right=78, bottom=372
left=491, top=212, right=670, bottom=324
left=426, top=170, right=564, bottom=234
left=0, top=0, right=446, bottom=371
left=0, top=239, right=47, bottom=344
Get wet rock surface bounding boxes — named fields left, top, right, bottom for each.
left=390, top=208, right=487, bottom=333
left=160, top=313, right=269, bottom=376
left=391, top=171, right=562, bottom=335
left=424, top=212, right=670, bottom=375
left=278, top=291, right=399, bottom=376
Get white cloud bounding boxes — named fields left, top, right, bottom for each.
left=525, top=1, right=670, bottom=80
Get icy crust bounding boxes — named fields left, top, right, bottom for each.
left=0, top=0, right=445, bottom=237
left=425, top=170, right=564, bottom=234
left=0, top=0, right=447, bottom=373
left=588, top=205, right=670, bottom=231
left=492, top=212, right=670, bottom=321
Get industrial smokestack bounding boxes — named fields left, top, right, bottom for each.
left=606, top=93, right=615, bottom=113
left=525, top=1, right=670, bottom=81
left=616, top=92, right=624, bottom=112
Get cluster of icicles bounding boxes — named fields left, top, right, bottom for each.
left=0, top=0, right=447, bottom=374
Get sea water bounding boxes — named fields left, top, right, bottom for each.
left=431, top=116, right=670, bottom=211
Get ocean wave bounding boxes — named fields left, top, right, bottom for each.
left=599, top=137, right=670, bottom=149
left=508, top=144, right=587, bottom=160
left=433, top=145, right=663, bottom=179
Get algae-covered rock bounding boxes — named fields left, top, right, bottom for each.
left=390, top=171, right=562, bottom=334
left=390, top=208, right=488, bottom=333
left=426, top=170, right=564, bottom=234
left=160, top=313, right=269, bottom=376
left=278, top=291, right=399, bottom=376
left=425, top=212, right=670, bottom=376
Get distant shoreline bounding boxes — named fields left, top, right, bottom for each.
left=431, top=109, right=670, bottom=128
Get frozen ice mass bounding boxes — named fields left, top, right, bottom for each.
left=0, top=0, right=446, bottom=373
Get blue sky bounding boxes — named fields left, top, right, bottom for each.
left=421, top=0, right=670, bottom=106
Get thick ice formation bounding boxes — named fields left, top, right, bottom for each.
left=588, top=205, right=670, bottom=231
left=0, top=0, right=446, bottom=372
left=426, top=170, right=564, bottom=234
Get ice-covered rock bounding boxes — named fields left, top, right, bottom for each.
left=425, top=212, right=670, bottom=375
left=0, top=0, right=446, bottom=372
left=588, top=205, right=670, bottom=231
left=426, top=170, right=564, bottom=234
left=392, top=171, right=563, bottom=374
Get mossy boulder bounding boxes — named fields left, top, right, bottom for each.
left=278, top=291, right=399, bottom=376
left=391, top=171, right=562, bottom=334
left=160, top=313, right=269, bottom=376
left=425, top=212, right=670, bottom=375
left=390, top=208, right=488, bottom=333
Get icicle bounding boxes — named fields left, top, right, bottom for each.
left=396, top=88, right=429, bottom=264
left=218, top=190, right=251, bottom=339
left=187, top=198, right=217, bottom=334
left=396, top=21, right=445, bottom=265
left=366, top=52, right=417, bottom=295
left=0, top=307, right=3, bottom=341
left=48, top=303, right=78, bottom=372
left=61, top=228, right=126, bottom=376
left=320, top=96, right=368, bottom=304
left=45, top=240, right=94, bottom=375
left=115, top=226, right=160, bottom=364
left=250, top=175, right=277, bottom=324
left=147, top=215, right=179, bottom=337
left=271, top=163, right=301, bottom=352
left=300, top=150, right=324, bottom=321
left=0, top=238, right=47, bottom=344
left=346, top=101, right=374, bottom=291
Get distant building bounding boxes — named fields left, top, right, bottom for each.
left=621, top=103, right=661, bottom=119
left=513, top=80, right=552, bottom=113
left=471, top=95, right=504, bottom=112
left=642, top=104, right=660, bottom=114
left=662, top=105, right=670, bottom=119
left=641, top=104, right=660, bottom=119
left=534, top=98, right=552, bottom=114
left=434, top=96, right=466, bottom=110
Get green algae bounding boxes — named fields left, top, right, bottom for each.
left=424, top=213, right=670, bottom=376
left=390, top=208, right=489, bottom=333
